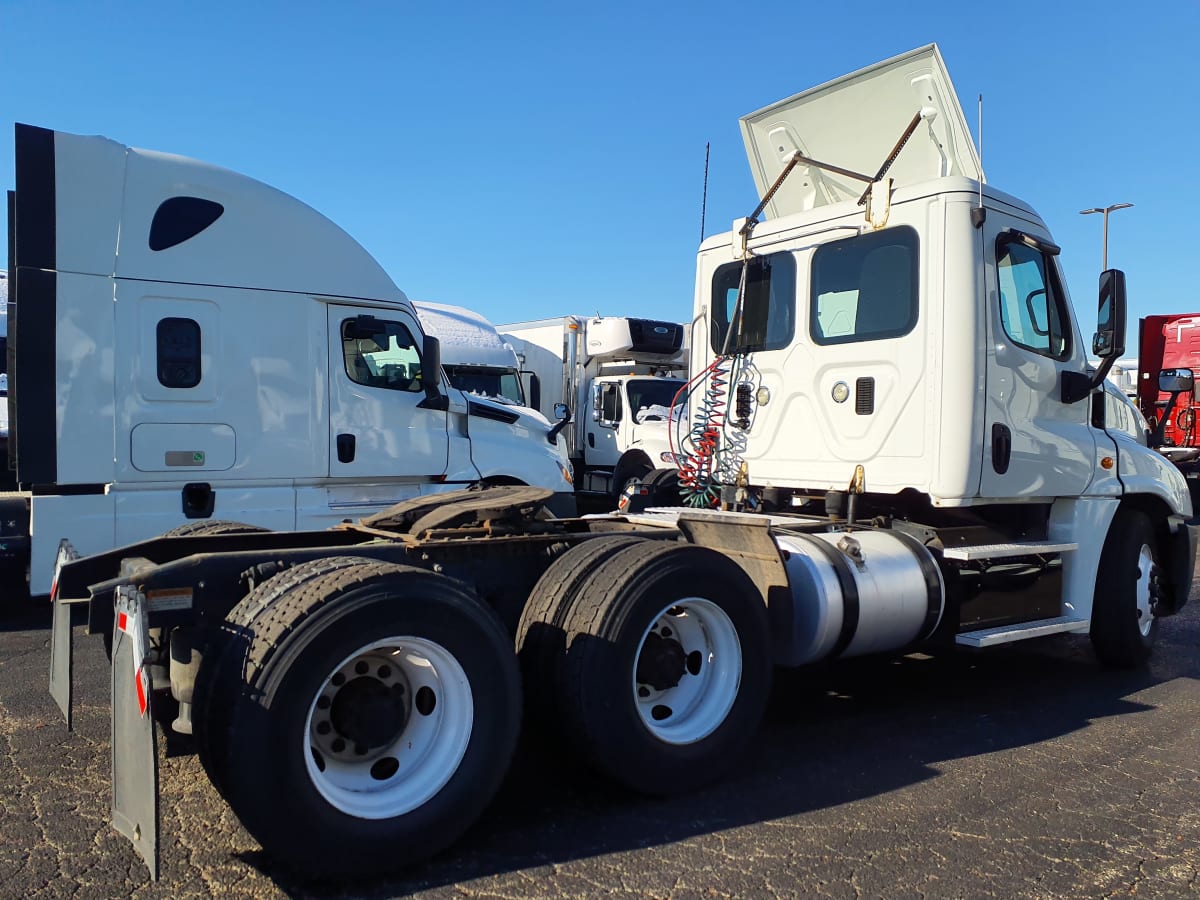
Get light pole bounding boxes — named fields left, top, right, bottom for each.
left=1079, top=202, right=1133, bottom=270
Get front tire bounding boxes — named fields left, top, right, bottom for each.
left=557, top=542, right=771, bottom=795
left=216, top=562, right=521, bottom=876
left=1091, top=509, right=1161, bottom=667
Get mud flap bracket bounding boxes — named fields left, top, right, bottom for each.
left=111, top=585, right=160, bottom=880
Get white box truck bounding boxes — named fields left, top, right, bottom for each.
left=501, top=315, right=687, bottom=500
left=1, top=129, right=573, bottom=602
left=47, top=45, right=1197, bottom=881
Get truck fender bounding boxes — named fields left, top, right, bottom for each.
left=1160, top=515, right=1198, bottom=616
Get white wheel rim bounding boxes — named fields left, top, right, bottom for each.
left=1135, top=543, right=1156, bottom=638
left=632, top=597, right=742, bottom=745
left=303, top=636, right=473, bottom=819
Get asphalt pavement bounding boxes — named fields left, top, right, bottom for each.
left=1, top=583, right=1198, bottom=899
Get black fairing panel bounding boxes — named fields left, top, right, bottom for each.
left=11, top=124, right=58, bottom=486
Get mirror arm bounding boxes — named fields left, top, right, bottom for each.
left=1062, top=356, right=1119, bottom=405
left=1150, top=390, right=1185, bottom=446
left=547, top=410, right=572, bottom=445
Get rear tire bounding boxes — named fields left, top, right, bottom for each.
left=557, top=542, right=771, bottom=795
left=161, top=520, right=268, bottom=537
left=1090, top=509, right=1160, bottom=668
left=194, top=555, right=379, bottom=797
left=216, top=562, right=520, bottom=876
left=514, top=535, right=651, bottom=727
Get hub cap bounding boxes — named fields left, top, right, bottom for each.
left=632, top=598, right=742, bottom=745
left=304, top=637, right=473, bottom=819
left=1135, top=543, right=1157, bottom=638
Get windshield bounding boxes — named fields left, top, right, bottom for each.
left=626, top=378, right=685, bottom=423
left=443, top=365, right=525, bottom=405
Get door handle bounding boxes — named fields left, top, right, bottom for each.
left=336, top=433, right=356, bottom=464
left=991, top=423, right=1011, bottom=474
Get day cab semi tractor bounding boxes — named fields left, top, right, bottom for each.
left=46, top=44, right=1195, bottom=880
left=0, top=135, right=574, bottom=607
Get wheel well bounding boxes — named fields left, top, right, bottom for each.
left=613, top=451, right=653, bottom=487
left=479, top=476, right=526, bottom=487
left=1116, top=494, right=1187, bottom=614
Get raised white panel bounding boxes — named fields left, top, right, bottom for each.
left=55, top=271, right=117, bottom=485
left=53, top=131, right=127, bottom=277
left=29, top=493, right=115, bottom=595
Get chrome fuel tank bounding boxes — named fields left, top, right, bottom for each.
left=773, top=529, right=944, bottom=666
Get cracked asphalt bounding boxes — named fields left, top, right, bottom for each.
left=2, top=581, right=1198, bottom=899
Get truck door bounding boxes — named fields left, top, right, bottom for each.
left=586, top=379, right=623, bottom=469
left=327, top=305, right=449, bottom=478
left=980, top=221, right=1095, bottom=498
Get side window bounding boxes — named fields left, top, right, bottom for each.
left=341, top=319, right=424, bottom=393
left=996, top=237, right=1070, bottom=359
left=157, top=317, right=201, bottom=388
left=710, top=252, right=796, bottom=354
left=600, top=383, right=622, bottom=422
left=811, top=226, right=919, bottom=345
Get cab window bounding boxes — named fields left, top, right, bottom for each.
left=710, top=252, right=796, bottom=354
left=996, top=237, right=1071, bottom=359
left=810, top=226, right=919, bottom=344
left=341, top=319, right=424, bottom=392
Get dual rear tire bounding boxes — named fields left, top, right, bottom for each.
left=518, top=539, right=771, bottom=795
left=196, top=560, right=520, bottom=876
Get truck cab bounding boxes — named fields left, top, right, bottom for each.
left=674, top=44, right=1194, bottom=639
left=5, top=126, right=574, bottom=597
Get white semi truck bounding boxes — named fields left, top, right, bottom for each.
left=0, top=129, right=574, bottom=604
left=413, top=300, right=530, bottom=407
left=501, top=315, right=687, bottom=500
left=47, top=44, right=1196, bottom=881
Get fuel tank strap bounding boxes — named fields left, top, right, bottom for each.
left=787, top=532, right=860, bottom=659
left=887, top=529, right=945, bottom=640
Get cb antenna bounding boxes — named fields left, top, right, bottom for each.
left=699, top=142, right=710, bottom=243
left=971, top=94, right=986, bottom=229
left=978, top=94, right=983, bottom=206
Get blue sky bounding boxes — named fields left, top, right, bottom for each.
left=2, top=1, right=1196, bottom=337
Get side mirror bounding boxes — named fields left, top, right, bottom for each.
left=523, top=372, right=541, bottom=411
left=421, top=334, right=442, bottom=398
left=591, top=383, right=603, bottom=422
left=1091, top=269, right=1127, bottom=359
left=553, top=402, right=570, bottom=421
left=1160, top=368, right=1195, bottom=394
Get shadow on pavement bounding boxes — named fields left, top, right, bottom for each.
left=0, top=597, right=51, bottom=633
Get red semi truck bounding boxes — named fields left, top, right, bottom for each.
left=1138, top=314, right=1200, bottom=450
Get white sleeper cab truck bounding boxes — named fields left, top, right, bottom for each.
left=501, top=315, right=687, bottom=501
left=413, top=300, right=531, bottom=407
left=2, top=124, right=573, bottom=604
left=48, top=45, right=1196, bottom=881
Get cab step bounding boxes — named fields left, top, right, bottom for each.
left=941, top=540, right=1077, bottom=561
left=955, top=615, right=1089, bottom=648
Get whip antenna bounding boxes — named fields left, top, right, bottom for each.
left=700, top=142, right=710, bottom=243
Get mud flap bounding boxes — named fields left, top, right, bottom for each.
left=48, top=539, right=82, bottom=728
left=48, top=594, right=78, bottom=728
left=111, top=585, right=159, bottom=880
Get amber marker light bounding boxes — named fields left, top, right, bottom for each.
left=1101, top=457, right=1115, bottom=470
